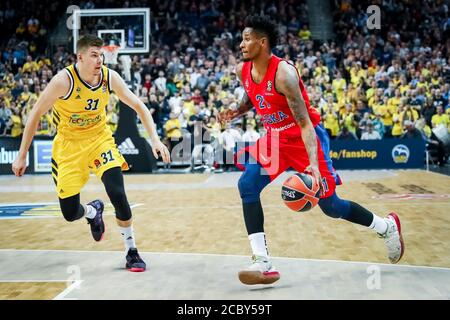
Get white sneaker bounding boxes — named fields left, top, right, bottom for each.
left=379, top=212, right=405, bottom=264
left=238, top=255, right=280, bottom=285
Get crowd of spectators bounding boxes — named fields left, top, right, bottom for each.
left=1, top=0, right=449, bottom=167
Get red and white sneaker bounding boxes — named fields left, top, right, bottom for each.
left=238, top=255, right=280, bottom=285
left=379, top=212, right=405, bottom=264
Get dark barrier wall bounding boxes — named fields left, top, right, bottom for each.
left=0, top=134, right=156, bottom=175
left=329, top=138, right=426, bottom=169
left=0, top=137, right=427, bottom=174
left=0, top=137, right=31, bottom=175
left=114, top=100, right=157, bottom=173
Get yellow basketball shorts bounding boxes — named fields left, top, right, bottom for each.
left=51, top=130, right=129, bottom=199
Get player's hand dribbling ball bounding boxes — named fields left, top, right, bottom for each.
left=217, top=108, right=239, bottom=124
left=281, top=172, right=320, bottom=212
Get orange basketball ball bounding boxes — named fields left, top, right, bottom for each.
left=281, top=172, right=320, bottom=212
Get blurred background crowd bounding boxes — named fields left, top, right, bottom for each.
left=0, top=0, right=449, bottom=166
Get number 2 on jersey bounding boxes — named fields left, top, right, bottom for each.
left=255, top=94, right=270, bottom=109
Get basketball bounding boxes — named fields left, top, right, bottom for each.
left=281, top=173, right=320, bottom=212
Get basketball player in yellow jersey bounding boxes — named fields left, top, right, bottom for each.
left=12, top=35, right=171, bottom=272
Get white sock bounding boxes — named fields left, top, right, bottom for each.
left=248, top=232, right=269, bottom=259
left=370, top=214, right=388, bottom=234
left=84, top=205, right=96, bottom=219
left=120, top=226, right=136, bottom=252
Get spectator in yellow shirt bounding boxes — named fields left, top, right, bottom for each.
left=164, top=112, right=182, bottom=152
left=18, top=85, right=36, bottom=105
left=365, top=79, right=377, bottom=101
left=416, top=75, right=428, bottom=91
left=378, top=102, right=395, bottom=129
left=369, top=95, right=383, bottom=114
left=391, top=72, right=401, bottom=86
left=398, top=77, right=410, bottom=95
left=36, top=110, right=53, bottom=136
left=349, top=61, right=367, bottom=87
left=219, top=69, right=231, bottom=88
left=16, top=22, right=26, bottom=37
left=22, top=56, right=40, bottom=74
left=332, top=72, right=346, bottom=102
left=4, top=73, right=15, bottom=89
left=206, top=116, right=222, bottom=141
left=174, top=70, right=189, bottom=89
left=391, top=115, right=404, bottom=138
left=106, top=104, right=119, bottom=134
left=183, top=94, right=195, bottom=117
left=0, top=83, right=7, bottom=97
left=37, top=55, right=52, bottom=69
left=313, top=60, right=329, bottom=79
left=321, top=96, right=338, bottom=114
left=10, top=106, right=23, bottom=138
left=431, top=106, right=449, bottom=129
left=323, top=108, right=340, bottom=138
left=340, top=104, right=357, bottom=135
left=400, top=104, right=420, bottom=125
left=298, top=24, right=311, bottom=40
left=388, top=89, right=402, bottom=109
left=430, top=72, right=441, bottom=89
left=367, top=59, right=378, bottom=77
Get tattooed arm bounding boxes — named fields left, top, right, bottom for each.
left=217, top=62, right=253, bottom=123
left=275, top=61, right=323, bottom=193
left=235, top=90, right=254, bottom=116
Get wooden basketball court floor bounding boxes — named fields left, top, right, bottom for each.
left=0, top=169, right=449, bottom=299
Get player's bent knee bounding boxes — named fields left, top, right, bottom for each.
left=107, top=191, right=132, bottom=221
left=115, top=207, right=132, bottom=221
left=238, top=164, right=270, bottom=202
left=319, top=203, right=342, bottom=219
left=318, top=193, right=350, bottom=219
left=61, top=207, right=84, bottom=222
left=238, top=174, right=260, bottom=201
left=105, top=185, right=132, bottom=221
left=59, top=194, right=84, bottom=222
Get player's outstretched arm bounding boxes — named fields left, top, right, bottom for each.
left=110, top=69, right=170, bottom=163
left=12, top=71, right=70, bottom=177
left=275, top=61, right=323, bottom=194
left=217, top=62, right=254, bottom=124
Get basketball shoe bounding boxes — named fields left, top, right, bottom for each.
left=379, top=212, right=405, bottom=264
left=126, top=248, right=146, bottom=272
left=86, top=199, right=105, bottom=242
left=238, top=255, right=280, bottom=285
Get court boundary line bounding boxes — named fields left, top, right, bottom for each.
left=53, top=280, right=83, bottom=300
left=0, top=280, right=69, bottom=282
left=0, top=203, right=143, bottom=220
left=1, top=248, right=449, bottom=271
left=0, top=279, right=82, bottom=301
left=421, top=169, right=450, bottom=178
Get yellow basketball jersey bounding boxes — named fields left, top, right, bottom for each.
left=53, top=64, right=111, bottom=139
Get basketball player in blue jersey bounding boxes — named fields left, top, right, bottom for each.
left=219, top=15, right=405, bottom=285
left=12, top=35, right=171, bottom=272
